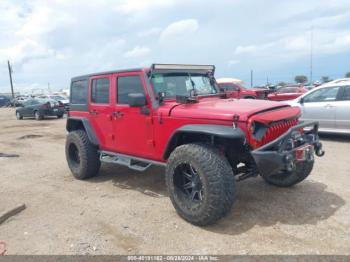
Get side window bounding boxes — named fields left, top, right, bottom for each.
left=71, top=80, right=88, bottom=104
left=340, top=86, right=350, bottom=100
left=219, top=84, right=239, bottom=91
left=23, top=101, right=30, bottom=106
left=278, top=87, right=295, bottom=93
left=117, top=76, right=145, bottom=104
left=304, top=86, right=340, bottom=103
left=91, top=78, right=110, bottom=104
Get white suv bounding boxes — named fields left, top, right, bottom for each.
left=289, top=78, right=350, bottom=134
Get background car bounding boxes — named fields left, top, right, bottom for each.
left=288, top=78, right=350, bottom=134
left=13, top=95, right=31, bottom=106
left=38, top=94, right=70, bottom=111
left=268, top=86, right=307, bottom=101
left=15, top=98, right=65, bottom=120
left=216, top=78, right=269, bottom=99
left=0, top=95, right=11, bottom=107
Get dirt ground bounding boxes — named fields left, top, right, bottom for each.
left=0, top=107, right=349, bottom=255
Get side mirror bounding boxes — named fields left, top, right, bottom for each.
left=128, top=93, right=147, bottom=107
left=157, top=91, right=166, bottom=104
left=299, top=97, right=304, bottom=104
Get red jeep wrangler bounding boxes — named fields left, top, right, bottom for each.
left=216, top=78, right=269, bottom=99
left=65, top=64, right=324, bottom=225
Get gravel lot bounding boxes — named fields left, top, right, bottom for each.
left=0, top=107, right=349, bottom=255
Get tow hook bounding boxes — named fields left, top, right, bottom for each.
left=314, top=142, right=325, bottom=157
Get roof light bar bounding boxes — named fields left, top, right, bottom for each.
left=152, top=64, right=215, bottom=72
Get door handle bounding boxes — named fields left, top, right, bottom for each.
left=324, top=104, right=335, bottom=108
left=89, top=110, right=98, bottom=115
left=112, top=111, right=124, bottom=118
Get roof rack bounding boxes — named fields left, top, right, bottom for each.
left=151, top=64, right=215, bottom=72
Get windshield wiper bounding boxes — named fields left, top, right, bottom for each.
left=188, top=73, right=198, bottom=97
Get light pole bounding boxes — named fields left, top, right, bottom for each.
left=7, top=60, right=14, bottom=98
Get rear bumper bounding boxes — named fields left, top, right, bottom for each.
left=250, top=121, right=324, bottom=177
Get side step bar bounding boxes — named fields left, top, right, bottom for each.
left=99, top=151, right=166, bottom=172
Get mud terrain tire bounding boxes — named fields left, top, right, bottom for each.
left=166, top=143, right=235, bottom=226
left=65, top=130, right=101, bottom=180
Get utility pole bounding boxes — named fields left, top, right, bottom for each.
left=309, top=26, right=314, bottom=85
left=250, top=69, right=253, bottom=88
left=7, top=60, right=14, bottom=98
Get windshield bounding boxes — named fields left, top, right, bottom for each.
left=51, top=95, right=65, bottom=100
left=151, top=73, right=218, bottom=99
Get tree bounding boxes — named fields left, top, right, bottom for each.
left=346, top=72, right=350, bottom=78
left=294, top=75, right=308, bottom=84
left=321, top=76, right=332, bottom=83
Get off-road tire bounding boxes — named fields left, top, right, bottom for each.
left=65, top=130, right=101, bottom=180
left=166, top=143, right=235, bottom=226
left=261, top=160, right=314, bottom=187
left=16, top=111, right=23, bottom=120
left=34, top=111, right=43, bottom=121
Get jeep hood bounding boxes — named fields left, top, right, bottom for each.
left=168, top=98, right=298, bottom=122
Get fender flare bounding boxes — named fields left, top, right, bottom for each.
left=163, top=124, right=246, bottom=160
left=66, top=117, right=100, bottom=146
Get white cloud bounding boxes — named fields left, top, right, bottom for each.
left=137, top=27, right=162, bottom=38
left=124, top=46, right=151, bottom=58
left=0, top=38, right=64, bottom=64
left=228, top=60, right=240, bottom=66
left=1, top=0, right=350, bottom=92
left=117, top=0, right=175, bottom=14
left=160, top=19, right=199, bottom=42
left=234, top=30, right=350, bottom=60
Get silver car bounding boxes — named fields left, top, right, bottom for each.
left=289, top=78, right=350, bottom=134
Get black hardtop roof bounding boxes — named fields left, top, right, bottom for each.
left=71, top=67, right=145, bottom=82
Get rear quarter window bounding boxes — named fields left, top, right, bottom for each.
left=71, top=80, right=88, bottom=104
left=340, top=86, right=350, bottom=100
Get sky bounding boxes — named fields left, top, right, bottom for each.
left=0, top=0, right=350, bottom=93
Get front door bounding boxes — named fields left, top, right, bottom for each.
left=112, top=72, right=154, bottom=158
left=300, top=86, right=340, bottom=129
left=335, top=86, right=350, bottom=131
left=88, top=75, right=114, bottom=150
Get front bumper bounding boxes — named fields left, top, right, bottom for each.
left=250, top=121, right=324, bottom=177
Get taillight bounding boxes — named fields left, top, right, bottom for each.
left=41, top=102, right=50, bottom=109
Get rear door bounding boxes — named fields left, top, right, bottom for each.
left=112, top=72, right=155, bottom=158
left=300, top=86, right=341, bottom=129
left=88, top=75, right=114, bottom=150
left=335, top=86, right=350, bottom=131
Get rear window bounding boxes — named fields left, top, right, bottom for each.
left=91, top=78, right=110, bottom=104
left=341, top=86, right=350, bottom=100
left=71, top=80, right=88, bottom=104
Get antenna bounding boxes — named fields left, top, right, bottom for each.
left=250, top=69, right=253, bottom=88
